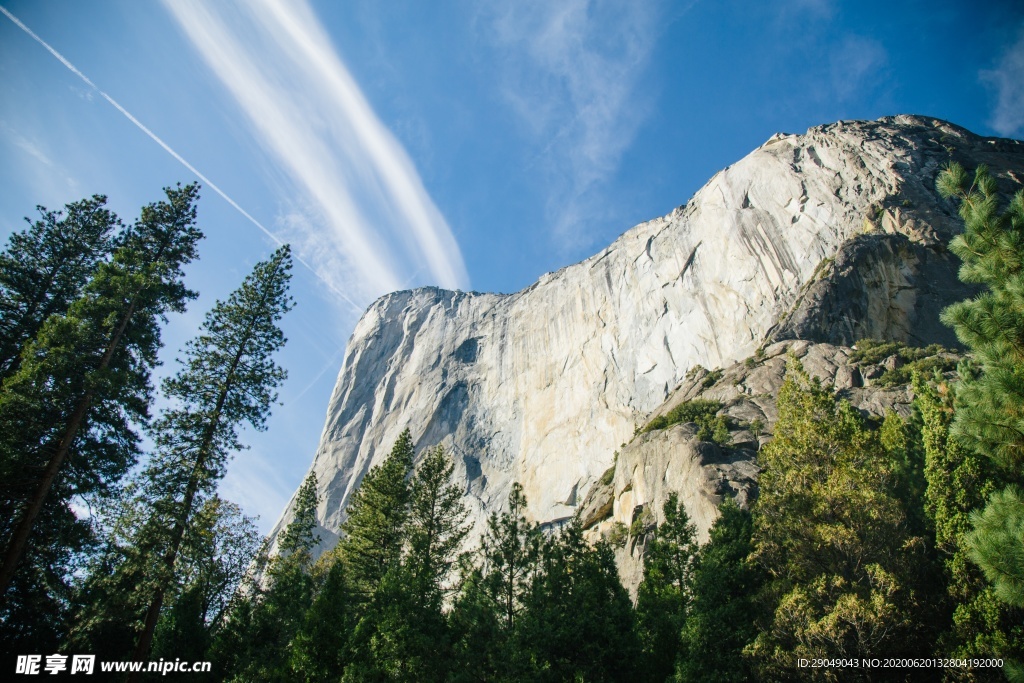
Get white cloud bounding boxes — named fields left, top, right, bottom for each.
left=0, top=120, right=80, bottom=200
left=3, top=123, right=53, bottom=167
left=162, top=0, right=469, bottom=304
left=828, top=35, right=888, bottom=102
left=480, top=0, right=668, bottom=250
left=981, top=25, right=1024, bottom=137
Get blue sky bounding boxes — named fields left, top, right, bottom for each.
left=1, top=0, right=1022, bottom=533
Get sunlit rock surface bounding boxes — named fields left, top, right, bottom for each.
left=269, top=116, right=1023, bottom=558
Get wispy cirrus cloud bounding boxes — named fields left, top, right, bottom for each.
left=981, top=24, right=1024, bottom=137
left=0, top=120, right=80, bottom=207
left=480, top=0, right=669, bottom=251
left=162, top=0, right=469, bottom=303
left=828, top=35, right=888, bottom=102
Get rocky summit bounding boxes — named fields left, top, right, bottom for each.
left=269, top=115, right=1024, bottom=559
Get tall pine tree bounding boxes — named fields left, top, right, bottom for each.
left=517, top=519, right=640, bottom=682
left=677, top=500, right=762, bottom=683
left=0, top=184, right=203, bottom=625
left=129, top=244, right=294, bottom=662
left=407, top=444, right=471, bottom=610
left=71, top=245, right=294, bottom=666
left=212, top=473, right=319, bottom=683
left=450, top=482, right=542, bottom=682
left=343, top=444, right=471, bottom=682
left=635, top=493, right=698, bottom=683
left=334, top=429, right=415, bottom=598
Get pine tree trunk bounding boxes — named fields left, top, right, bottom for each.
left=130, top=431, right=217, bottom=670
left=129, top=293, right=267, bottom=673
left=0, top=294, right=139, bottom=597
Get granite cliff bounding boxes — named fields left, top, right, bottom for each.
left=269, top=115, right=1024, bottom=558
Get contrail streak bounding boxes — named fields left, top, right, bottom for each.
left=0, top=4, right=363, bottom=313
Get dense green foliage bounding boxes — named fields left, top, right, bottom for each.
left=213, top=473, right=320, bottom=682
left=749, top=361, right=931, bottom=678
left=641, top=398, right=731, bottom=444
left=336, top=429, right=415, bottom=599
left=451, top=483, right=638, bottom=682
left=850, top=338, right=959, bottom=387
left=677, top=501, right=761, bottom=683
left=0, top=194, right=119, bottom=380
left=936, top=163, right=1024, bottom=681
left=635, top=494, right=696, bottom=683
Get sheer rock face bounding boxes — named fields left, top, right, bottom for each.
left=270, top=116, right=1023, bottom=556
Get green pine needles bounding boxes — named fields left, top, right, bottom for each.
left=68, top=244, right=296, bottom=668
left=938, top=163, right=1024, bottom=621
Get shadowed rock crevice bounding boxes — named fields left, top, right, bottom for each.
left=768, top=232, right=980, bottom=348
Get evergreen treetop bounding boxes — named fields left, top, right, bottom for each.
left=337, top=428, right=415, bottom=597
left=0, top=194, right=120, bottom=380
left=280, top=473, right=321, bottom=558
left=407, top=444, right=471, bottom=608
left=939, top=163, right=1024, bottom=473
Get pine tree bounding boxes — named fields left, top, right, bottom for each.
left=290, top=557, right=353, bottom=682
left=449, top=482, right=542, bottom=682
left=635, top=493, right=697, bottom=683
left=937, top=163, right=1024, bottom=612
left=914, top=374, right=1022, bottom=678
left=335, top=429, right=415, bottom=598
left=279, top=471, right=321, bottom=558
left=516, top=520, right=640, bottom=682
left=477, top=482, right=541, bottom=635
left=935, top=163, right=1024, bottom=681
left=213, top=474, right=319, bottom=683
left=150, top=497, right=261, bottom=664
left=677, top=500, right=762, bottom=683
left=0, top=194, right=119, bottom=379
left=296, top=429, right=413, bottom=681
left=128, top=245, right=294, bottom=663
left=337, top=441, right=471, bottom=682
left=407, top=444, right=471, bottom=609
left=0, top=184, right=203, bottom=620
left=351, top=445, right=470, bottom=682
